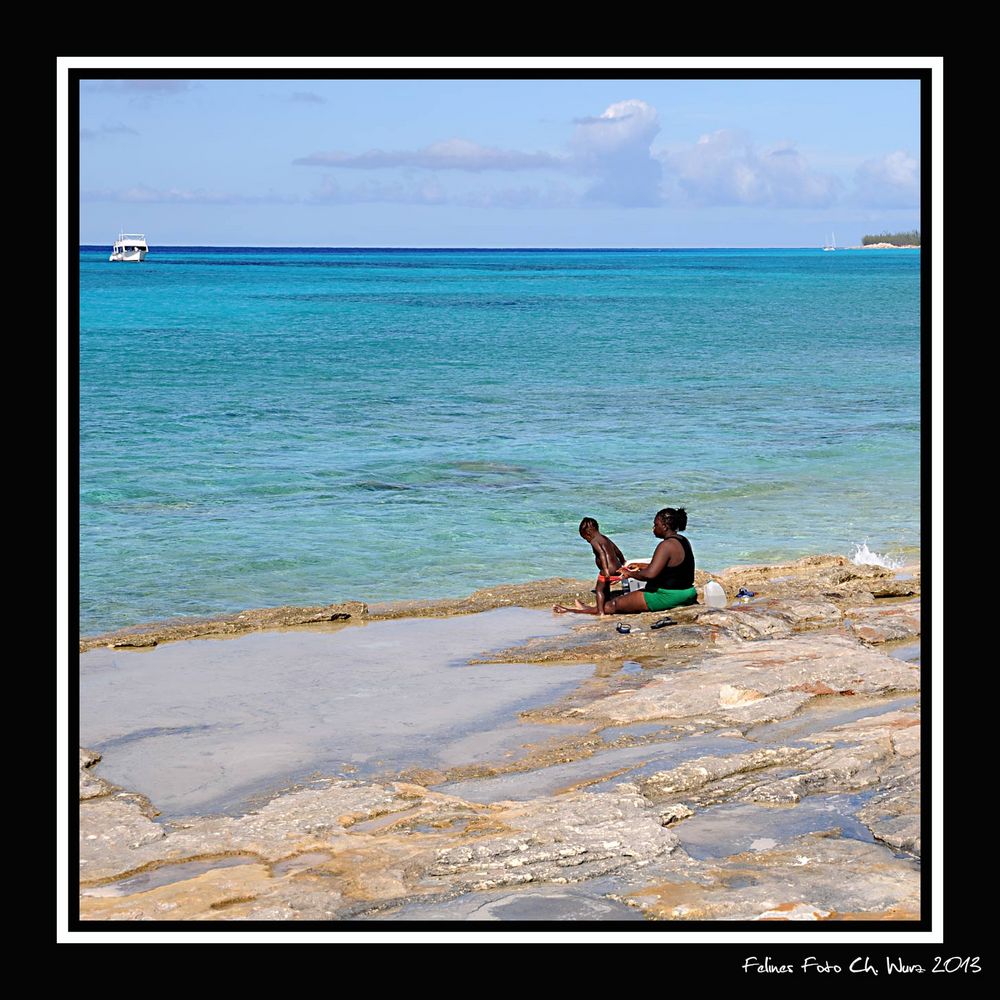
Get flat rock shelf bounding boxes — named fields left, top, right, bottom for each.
left=78, top=556, right=922, bottom=922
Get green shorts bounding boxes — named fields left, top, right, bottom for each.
left=642, top=586, right=698, bottom=612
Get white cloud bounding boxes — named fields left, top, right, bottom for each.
left=296, top=99, right=840, bottom=212
left=570, top=99, right=664, bottom=207
left=310, top=177, right=447, bottom=204
left=295, top=138, right=563, bottom=172
left=572, top=100, right=660, bottom=156
left=295, top=100, right=845, bottom=211
left=309, top=176, right=575, bottom=208
left=297, top=99, right=664, bottom=207
left=85, top=80, right=193, bottom=95
left=80, top=123, right=138, bottom=141
left=100, top=97, right=861, bottom=214
left=852, top=150, right=920, bottom=208
left=81, top=186, right=294, bottom=205
left=664, top=130, right=841, bottom=208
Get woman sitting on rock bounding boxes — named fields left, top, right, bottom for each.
left=554, top=507, right=698, bottom=615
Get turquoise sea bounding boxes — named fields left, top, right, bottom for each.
left=79, top=247, right=920, bottom=635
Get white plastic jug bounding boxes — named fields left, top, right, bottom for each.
left=704, top=580, right=727, bottom=608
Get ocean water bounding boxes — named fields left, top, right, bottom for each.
left=79, top=247, right=920, bottom=635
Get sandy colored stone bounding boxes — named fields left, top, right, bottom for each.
left=695, top=608, right=793, bottom=640
left=79, top=778, right=418, bottom=884
left=574, top=634, right=917, bottom=726
left=639, top=746, right=814, bottom=801
left=79, top=864, right=275, bottom=921
left=714, top=557, right=918, bottom=602
left=79, top=779, right=691, bottom=918
left=429, top=785, right=684, bottom=891
left=79, top=601, right=369, bottom=652
left=79, top=554, right=919, bottom=653
left=859, top=789, right=920, bottom=857
left=79, top=748, right=116, bottom=800
left=730, top=708, right=922, bottom=853
left=78, top=689, right=921, bottom=917
left=477, top=618, right=709, bottom=665
left=800, top=709, right=921, bottom=856
left=622, top=833, right=920, bottom=920
left=368, top=579, right=594, bottom=620
left=844, top=599, right=921, bottom=644
left=771, top=598, right=844, bottom=626
left=77, top=558, right=923, bottom=922
left=80, top=796, right=167, bottom=875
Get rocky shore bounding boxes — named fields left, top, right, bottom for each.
left=78, top=555, right=922, bottom=922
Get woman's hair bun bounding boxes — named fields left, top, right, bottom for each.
left=656, top=507, right=688, bottom=531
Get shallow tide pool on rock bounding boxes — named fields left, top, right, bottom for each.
left=80, top=608, right=593, bottom=818
left=673, top=793, right=879, bottom=861
left=744, top=695, right=919, bottom=745
left=886, top=641, right=921, bottom=666
left=79, top=857, right=259, bottom=897
left=365, top=878, right=646, bottom=921
left=436, top=733, right=754, bottom=803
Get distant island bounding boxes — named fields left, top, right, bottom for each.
left=860, top=230, right=921, bottom=248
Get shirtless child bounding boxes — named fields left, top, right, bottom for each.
left=553, top=517, right=626, bottom=616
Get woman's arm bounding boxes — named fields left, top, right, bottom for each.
left=624, top=539, right=681, bottom=580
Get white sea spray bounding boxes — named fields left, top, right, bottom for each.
left=850, top=541, right=904, bottom=569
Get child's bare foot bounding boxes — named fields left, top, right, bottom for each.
left=552, top=604, right=570, bottom=614
left=574, top=599, right=587, bottom=610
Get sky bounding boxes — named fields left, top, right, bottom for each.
left=78, top=74, right=922, bottom=248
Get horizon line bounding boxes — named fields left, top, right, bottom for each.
left=79, top=243, right=913, bottom=251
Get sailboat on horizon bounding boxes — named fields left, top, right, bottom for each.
left=823, top=232, right=836, bottom=252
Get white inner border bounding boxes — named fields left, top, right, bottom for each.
left=58, top=55, right=942, bottom=946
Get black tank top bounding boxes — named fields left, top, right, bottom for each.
left=646, top=534, right=695, bottom=591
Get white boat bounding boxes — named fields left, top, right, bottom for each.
left=109, top=232, right=148, bottom=262
left=823, top=232, right=836, bottom=252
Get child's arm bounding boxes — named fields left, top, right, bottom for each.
left=613, top=542, right=626, bottom=570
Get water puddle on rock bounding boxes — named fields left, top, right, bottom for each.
left=80, top=857, right=257, bottom=897
left=270, top=852, right=333, bottom=877
left=673, top=793, right=878, bottom=861
left=886, top=642, right=921, bottom=666
left=745, top=695, right=919, bottom=745
left=432, top=719, right=591, bottom=770
left=80, top=608, right=592, bottom=818
left=601, top=721, right=670, bottom=743
left=436, top=733, right=753, bottom=803
left=364, top=876, right=645, bottom=921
